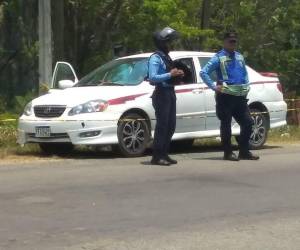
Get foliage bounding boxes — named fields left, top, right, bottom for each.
left=0, top=122, right=17, bottom=148
left=0, top=113, right=17, bottom=149
left=0, top=0, right=299, bottom=115
left=0, top=0, right=38, bottom=111
left=0, top=118, right=40, bottom=158
left=12, top=91, right=36, bottom=115
left=0, top=95, right=7, bottom=113
left=208, top=0, right=300, bottom=93
left=268, top=125, right=300, bottom=143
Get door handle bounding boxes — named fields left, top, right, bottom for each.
left=192, top=88, right=204, bottom=94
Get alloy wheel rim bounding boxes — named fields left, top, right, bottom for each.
left=250, top=114, right=266, bottom=145
left=122, top=120, right=145, bottom=152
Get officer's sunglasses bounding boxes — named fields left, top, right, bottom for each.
left=228, top=39, right=237, bottom=44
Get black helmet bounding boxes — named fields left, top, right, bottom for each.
left=153, top=27, right=179, bottom=43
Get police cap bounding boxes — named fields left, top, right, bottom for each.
left=224, top=31, right=238, bottom=41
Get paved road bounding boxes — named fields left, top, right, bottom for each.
left=1, top=144, right=300, bottom=250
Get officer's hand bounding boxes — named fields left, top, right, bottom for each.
left=214, top=85, right=223, bottom=93
left=177, top=69, right=185, bottom=77
left=170, top=68, right=184, bottom=78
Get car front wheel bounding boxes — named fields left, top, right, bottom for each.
left=117, top=113, right=150, bottom=157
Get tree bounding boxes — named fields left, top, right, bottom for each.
left=0, top=0, right=300, bottom=114
left=0, top=0, right=38, bottom=109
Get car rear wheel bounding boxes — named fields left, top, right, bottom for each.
left=249, top=108, right=268, bottom=149
left=39, top=143, right=74, bottom=155
left=117, top=113, right=150, bottom=157
left=235, top=108, right=268, bottom=149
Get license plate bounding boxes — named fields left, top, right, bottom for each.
left=35, top=126, right=51, bottom=138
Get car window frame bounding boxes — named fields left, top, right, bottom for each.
left=198, top=56, right=219, bottom=83
left=173, top=57, right=197, bottom=85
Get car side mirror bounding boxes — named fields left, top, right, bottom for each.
left=58, top=80, right=75, bottom=89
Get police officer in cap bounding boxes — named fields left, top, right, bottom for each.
left=149, top=27, right=184, bottom=166
left=200, top=31, right=259, bottom=161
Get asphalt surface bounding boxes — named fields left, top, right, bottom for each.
left=1, top=144, right=300, bottom=250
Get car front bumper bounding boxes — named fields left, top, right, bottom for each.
left=17, top=117, right=119, bottom=146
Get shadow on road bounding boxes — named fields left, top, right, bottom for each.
left=15, top=142, right=283, bottom=161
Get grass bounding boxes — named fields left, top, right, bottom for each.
left=193, top=125, right=300, bottom=147
left=0, top=114, right=41, bottom=159
left=268, top=125, right=300, bottom=143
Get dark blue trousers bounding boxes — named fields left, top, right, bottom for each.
left=152, top=87, right=176, bottom=160
left=216, top=93, right=254, bottom=155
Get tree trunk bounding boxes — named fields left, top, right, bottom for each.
left=201, top=0, right=211, bottom=29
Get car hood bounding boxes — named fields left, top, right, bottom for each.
left=32, top=86, right=151, bottom=107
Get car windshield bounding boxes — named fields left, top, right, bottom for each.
left=75, top=57, right=148, bottom=87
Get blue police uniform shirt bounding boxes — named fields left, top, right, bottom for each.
left=148, top=53, right=172, bottom=87
left=200, top=49, right=249, bottom=90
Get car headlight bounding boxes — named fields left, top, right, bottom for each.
left=23, top=101, right=33, bottom=116
left=68, top=99, right=108, bottom=116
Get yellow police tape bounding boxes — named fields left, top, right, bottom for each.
left=0, top=119, right=17, bottom=123
left=0, top=108, right=299, bottom=123
left=0, top=96, right=300, bottom=123
left=285, top=99, right=300, bottom=102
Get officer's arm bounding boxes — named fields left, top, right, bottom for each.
left=148, top=55, right=171, bottom=83
left=200, top=56, right=219, bottom=91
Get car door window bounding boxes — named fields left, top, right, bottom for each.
left=174, top=58, right=196, bottom=84
left=198, top=57, right=217, bottom=82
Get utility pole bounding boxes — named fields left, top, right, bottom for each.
left=39, top=0, right=52, bottom=91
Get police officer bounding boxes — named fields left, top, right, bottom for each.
left=149, top=27, right=184, bottom=166
left=200, top=31, right=259, bottom=161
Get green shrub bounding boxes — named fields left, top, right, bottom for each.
left=12, top=91, right=37, bottom=115
left=268, top=125, right=300, bottom=142
left=0, top=95, right=7, bottom=114
left=0, top=122, right=17, bottom=148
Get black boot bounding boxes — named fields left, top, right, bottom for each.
left=151, top=158, right=171, bottom=166
left=165, top=155, right=178, bottom=164
left=223, top=152, right=239, bottom=161
left=239, top=151, right=260, bottom=160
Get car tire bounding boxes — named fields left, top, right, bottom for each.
left=235, top=108, right=268, bottom=150
left=39, top=143, right=74, bottom=155
left=117, top=113, right=150, bottom=157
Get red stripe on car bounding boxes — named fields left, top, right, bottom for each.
left=108, top=93, right=148, bottom=105
left=175, top=88, right=196, bottom=94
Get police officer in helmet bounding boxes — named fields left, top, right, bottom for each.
left=149, top=27, right=184, bottom=166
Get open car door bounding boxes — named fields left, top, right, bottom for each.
left=51, top=61, right=78, bottom=90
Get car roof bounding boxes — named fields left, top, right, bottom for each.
left=119, top=51, right=215, bottom=59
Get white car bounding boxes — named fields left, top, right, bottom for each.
left=18, top=51, right=287, bottom=157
